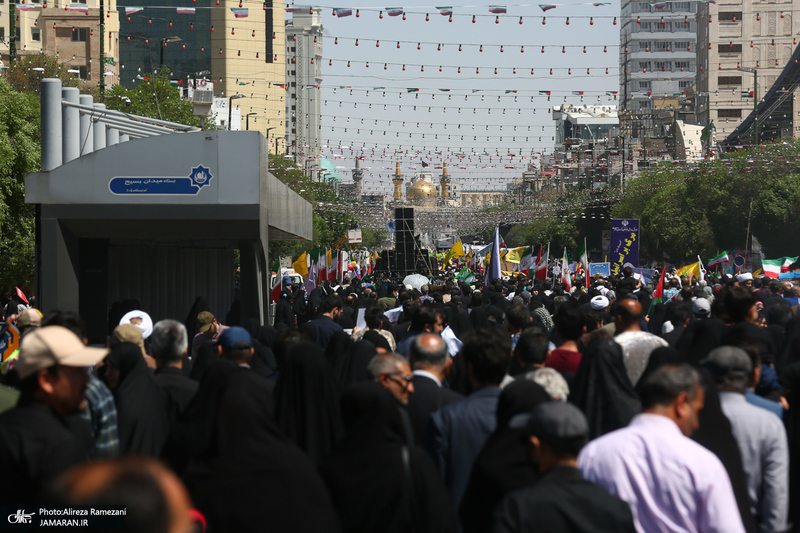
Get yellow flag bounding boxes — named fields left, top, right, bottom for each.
left=675, top=261, right=700, bottom=279
left=292, top=252, right=308, bottom=278
left=504, top=246, right=525, bottom=264
left=449, top=239, right=465, bottom=258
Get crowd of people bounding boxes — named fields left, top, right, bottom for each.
left=0, top=265, right=798, bottom=533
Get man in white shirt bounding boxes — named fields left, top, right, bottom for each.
left=579, top=364, right=745, bottom=533
left=614, top=298, right=668, bottom=385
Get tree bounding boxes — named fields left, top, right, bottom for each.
left=2, top=53, right=90, bottom=95
left=0, top=78, right=40, bottom=291
left=104, top=68, right=203, bottom=127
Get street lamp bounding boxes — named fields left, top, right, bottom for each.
left=245, top=112, right=257, bottom=130
left=739, top=67, right=758, bottom=145
left=160, top=36, right=182, bottom=67
left=228, top=94, right=245, bottom=130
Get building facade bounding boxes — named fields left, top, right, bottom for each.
left=1, top=0, right=120, bottom=84
left=117, top=0, right=286, bottom=149
left=619, top=0, right=697, bottom=111
left=696, top=0, right=800, bottom=141
left=285, top=8, right=323, bottom=177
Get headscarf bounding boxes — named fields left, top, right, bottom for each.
left=325, top=331, right=352, bottom=371
left=182, top=365, right=340, bottom=533
left=678, top=317, right=727, bottom=365
left=319, top=383, right=456, bottom=533
left=337, top=340, right=377, bottom=387
left=570, top=338, right=641, bottom=439
left=637, top=346, right=682, bottom=386
left=691, top=369, right=758, bottom=533
left=257, top=325, right=277, bottom=350
left=184, top=296, right=210, bottom=342
left=101, top=342, right=170, bottom=457
left=469, top=308, right=491, bottom=331
left=189, top=341, right=219, bottom=382
left=242, top=319, right=276, bottom=378
left=459, top=380, right=551, bottom=533
left=274, top=342, right=344, bottom=464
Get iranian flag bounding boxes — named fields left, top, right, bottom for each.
left=708, top=251, right=729, bottom=267
left=762, top=256, right=798, bottom=278
left=328, top=250, right=337, bottom=282
left=535, top=243, right=549, bottom=280
left=578, top=238, right=589, bottom=275
left=519, top=245, right=535, bottom=273
left=649, top=267, right=666, bottom=318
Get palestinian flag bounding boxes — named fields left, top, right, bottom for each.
left=649, top=266, right=666, bottom=318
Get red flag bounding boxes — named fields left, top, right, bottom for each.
left=649, top=266, right=666, bottom=318
left=15, top=287, right=28, bottom=304
left=270, top=279, right=282, bottom=303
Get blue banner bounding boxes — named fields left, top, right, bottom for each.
left=109, top=165, right=213, bottom=195
left=589, top=262, right=611, bottom=277
left=610, top=218, right=639, bottom=276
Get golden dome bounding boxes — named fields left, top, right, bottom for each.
left=407, top=180, right=437, bottom=199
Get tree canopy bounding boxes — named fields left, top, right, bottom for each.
left=105, top=68, right=204, bottom=127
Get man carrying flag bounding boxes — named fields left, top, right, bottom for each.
left=649, top=266, right=666, bottom=318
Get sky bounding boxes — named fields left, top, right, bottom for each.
left=304, top=1, right=623, bottom=196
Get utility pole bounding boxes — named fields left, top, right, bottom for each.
left=99, top=0, right=105, bottom=100
left=9, top=3, right=16, bottom=60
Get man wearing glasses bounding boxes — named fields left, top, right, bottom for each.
left=369, top=353, right=416, bottom=406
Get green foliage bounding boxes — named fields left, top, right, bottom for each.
left=0, top=78, right=40, bottom=290
left=610, top=141, right=800, bottom=261
left=504, top=216, right=579, bottom=256
left=2, top=54, right=90, bottom=95
left=105, top=68, right=202, bottom=127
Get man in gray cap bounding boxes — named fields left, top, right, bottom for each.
left=703, top=346, right=789, bottom=533
left=493, top=402, right=635, bottom=533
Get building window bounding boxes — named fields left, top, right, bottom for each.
left=718, top=76, right=742, bottom=85
left=639, top=81, right=651, bottom=89
left=638, top=61, right=651, bottom=70
left=674, top=61, right=692, bottom=70
left=674, top=41, right=690, bottom=49
left=638, top=21, right=652, bottom=31
left=679, top=80, right=691, bottom=88
left=71, top=28, right=88, bottom=42
left=31, top=28, right=40, bottom=41
left=654, top=21, right=673, bottom=32
left=719, top=43, right=742, bottom=53
left=639, top=41, right=650, bottom=50
left=78, top=66, right=88, bottom=79
left=655, top=61, right=671, bottom=70
left=718, top=109, right=742, bottom=118
left=673, top=2, right=690, bottom=9
left=655, top=41, right=671, bottom=51
left=71, top=0, right=88, bottom=3
left=719, top=12, right=742, bottom=22
left=640, top=100, right=653, bottom=109
left=673, top=21, right=691, bottom=31
left=0, top=28, right=4, bottom=41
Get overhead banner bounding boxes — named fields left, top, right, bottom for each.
left=610, top=218, right=639, bottom=276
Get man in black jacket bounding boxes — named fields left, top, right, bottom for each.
left=151, top=319, right=198, bottom=422
left=405, top=334, right=463, bottom=445
left=492, top=402, right=636, bottom=533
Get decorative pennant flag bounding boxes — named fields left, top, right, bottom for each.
left=505, top=90, right=518, bottom=94
left=176, top=7, right=195, bottom=14
left=437, top=6, right=453, bottom=15
left=606, top=91, right=619, bottom=95
left=407, top=88, right=419, bottom=93
left=125, top=6, right=144, bottom=14
left=69, top=5, right=89, bottom=12
left=231, top=7, right=248, bottom=17
left=285, top=6, right=307, bottom=12
left=762, top=256, right=798, bottom=278
left=593, top=2, right=611, bottom=5
left=572, top=91, right=585, bottom=95
left=333, top=8, right=353, bottom=17
left=538, top=90, right=551, bottom=95
left=708, top=251, right=729, bottom=267
left=374, top=86, right=386, bottom=89
left=304, top=85, right=318, bottom=89
left=741, top=91, right=754, bottom=98
left=489, top=5, right=507, bottom=13
left=650, top=1, right=667, bottom=7
left=439, top=88, right=451, bottom=92
left=539, top=4, right=557, bottom=11
left=16, top=4, right=37, bottom=10
left=386, top=7, right=404, bottom=16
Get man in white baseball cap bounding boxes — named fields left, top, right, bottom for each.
left=0, top=325, right=107, bottom=503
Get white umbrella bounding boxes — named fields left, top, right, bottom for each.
left=402, top=274, right=430, bottom=291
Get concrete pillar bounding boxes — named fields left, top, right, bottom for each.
left=93, top=104, right=107, bottom=151
left=41, top=79, right=63, bottom=171
left=62, top=87, right=80, bottom=164
left=79, top=94, right=94, bottom=156
left=107, top=127, right=119, bottom=146
left=40, top=217, right=80, bottom=314
left=119, top=133, right=129, bottom=143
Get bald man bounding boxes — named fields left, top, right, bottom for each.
left=406, top=334, right=464, bottom=446
left=613, top=297, right=668, bottom=386
left=53, top=458, right=196, bottom=533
